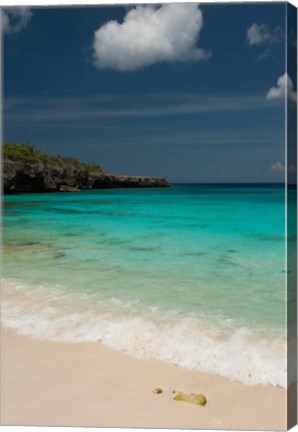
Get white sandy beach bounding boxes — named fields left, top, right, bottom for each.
left=1, top=327, right=288, bottom=430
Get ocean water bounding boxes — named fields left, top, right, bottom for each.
left=2, top=185, right=287, bottom=387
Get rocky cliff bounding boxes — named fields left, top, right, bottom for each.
left=3, top=160, right=170, bottom=194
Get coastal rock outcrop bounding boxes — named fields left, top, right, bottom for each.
left=89, top=172, right=169, bottom=189
left=3, top=160, right=170, bottom=194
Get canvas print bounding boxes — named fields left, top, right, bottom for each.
left=1, top=2, right=297, bottom=430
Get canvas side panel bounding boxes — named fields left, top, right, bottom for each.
left=286, top=2, right=297, bottom=429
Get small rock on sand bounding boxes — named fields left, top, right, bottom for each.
left=153, top=388, right=163, bottom=394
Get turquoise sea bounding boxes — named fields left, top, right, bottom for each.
left=2, top=185, right=287, bottom=387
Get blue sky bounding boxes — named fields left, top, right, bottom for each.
left=3, top=3, right=292, bottom=182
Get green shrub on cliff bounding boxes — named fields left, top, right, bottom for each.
left=3, top=143, right=102, bottom=172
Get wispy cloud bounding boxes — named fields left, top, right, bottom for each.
left=36, top=128, right=281, bottom=158
left=266, top=73, right=297, bottom=103
left=246, top=23, right=282, bottom=46
left=4, top=93, right=278, bottom=125
left=1, top=7, right=32, bottom=34
left=92, top=4, right=210, bottom=71
left=257, top=48, right=271, bottom=61
left=4, top=93, right=282, bottom=158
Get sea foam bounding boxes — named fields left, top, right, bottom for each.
left=1, top=278, right=287, bottom=388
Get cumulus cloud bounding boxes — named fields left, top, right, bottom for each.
left=246, top=23, right=282, bottom=46
left=266, top=73, right=297, bottom=103
left=1, top=7, right=32, bottom=34
left=271, top=162, right=284, bottom=173
left=92, top=4, right=210, bottom=71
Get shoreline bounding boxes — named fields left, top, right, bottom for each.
left=2, top=276, right=287, bottom=389
left=1, top=327, right=287, bottom=430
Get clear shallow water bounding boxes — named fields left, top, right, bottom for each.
left=2, top=185, right=287, bottom=386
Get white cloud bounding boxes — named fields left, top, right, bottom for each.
left=266, top=73, right=297, bottom=103
left=1, top=7, right=32, bottom=34
left=271, top=162, right=284, bottom=173
left=246, top=23, right=282, bottom=46
left=92, top=4, right=210, bottom=71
